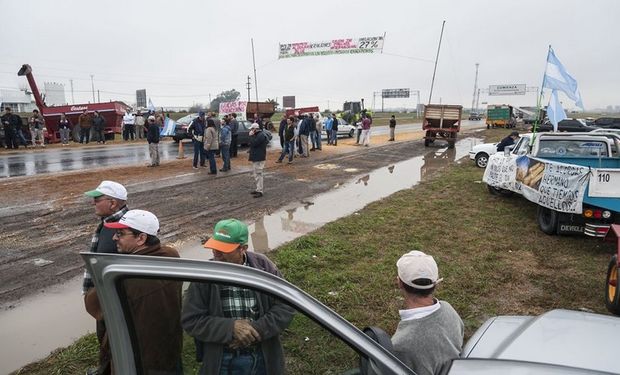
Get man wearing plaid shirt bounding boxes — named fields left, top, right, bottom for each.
left=182, top=219, right=295, bottom=375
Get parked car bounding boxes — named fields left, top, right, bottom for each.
left=533, top=118, right=596, bottom=132
left=84, top=252, right=620, bottom=375
left=173, top=116, right=254, bottom=147
left=591, top=117, right=620, bottom=129
left=468, top=112, right=482, bottom=121
left=469, top=142, right=500, bottom=168
left=322, top=118, right=356, bottom=138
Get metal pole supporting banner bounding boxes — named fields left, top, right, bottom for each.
left=251, top=38, right=259, bottom=115
left=428, top=20, right=446, bottom=104
left=90, top=74, right=95, bottom=103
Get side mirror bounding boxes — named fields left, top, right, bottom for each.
left=504, top=144, right=515, bottom=156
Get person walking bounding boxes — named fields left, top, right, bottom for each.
left=330, top=114, right=339, bottom=146
left=58, top=113, right=72, bottom=145
left=219, top=117, right=232, bottom=172
left=146, top=115, right=160, bottom=167
left=276, top=116, right=296, bottom=164
left=92, top=111, right=106, bottom=144
left=187, top=112, right=207, bottom=169
left=360, top=114, right=371, bottom=147
left=203, top=118, right=219, bottom=175
left=122, top=109, right=135, bottom=141
left=278, top=114, right=287, bottom=149
left=389, top=114, right=396, bottom=141
left=182, top=219, right=295, bottom=375
left=82, top=180, right=129, bottom=375
left=28, top=109, right=45, bottom=147
left=78, top=110, right=92, bottom=144
left=249, top=123, right=269, bottom=197
left=229, top=113, right=239, bottom=158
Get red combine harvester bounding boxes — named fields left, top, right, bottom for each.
left=17, top=64, right=129, bottom=143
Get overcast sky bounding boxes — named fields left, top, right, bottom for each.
left=1, top=0, right=618, bottom=111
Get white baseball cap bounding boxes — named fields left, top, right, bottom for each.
left=249, top=123, right=260, bottom=130
left=84, top=180, right=128, bottom=201
left=104, top=209, right=159, bottom=236
left=397, top=250, right=443, bottom=289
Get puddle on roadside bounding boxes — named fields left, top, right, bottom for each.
left=0, top=138, right=480, bottom=374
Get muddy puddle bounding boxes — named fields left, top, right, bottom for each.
left=0, top=138, right=480, bottom=373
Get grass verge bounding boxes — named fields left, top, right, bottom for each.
left=15, top=129, right=616, bottom=374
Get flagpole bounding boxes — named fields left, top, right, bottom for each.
left=531, top=45, right=551, bottom=143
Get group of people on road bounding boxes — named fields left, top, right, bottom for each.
left=1, top=107, right=49, bottom=148
left=82, top=177, right=463, bottom=375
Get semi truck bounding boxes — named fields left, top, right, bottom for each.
left=486, top=104, right=516, bottom=129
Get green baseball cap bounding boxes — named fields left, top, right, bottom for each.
left=204, top=219, right=248, bottom=252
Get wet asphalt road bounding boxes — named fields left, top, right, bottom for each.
left=0, top=121, right=483, bottom=178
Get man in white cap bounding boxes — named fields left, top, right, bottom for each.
left=391, top=250, right=464, bottom=375
left=82, top=180, right=129, bottom=375
left=84, top=210, right=183, bottom=374
left=146, top=115, right=160, bottom=167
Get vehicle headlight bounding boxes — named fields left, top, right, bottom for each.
left=602, top=210, right=612, bottom=219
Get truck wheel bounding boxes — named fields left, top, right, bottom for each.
left=606, top=256, right=620, bottom=315
left=537, top=206, right=558, bottom=235
left=475, top=153, right=489, bottom=168
left=487, top=184, right=514, bottom=197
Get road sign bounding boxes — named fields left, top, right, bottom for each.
left=282, top=96, right=295, bottom=108
left=488, top=84, right=526, bottom=96
left=382, top=88, right=410, bottom=98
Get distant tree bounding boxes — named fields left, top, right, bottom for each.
left=209, top=89, right=241, bottom=112
left=266, top=98, right=280, bottom=110
left=188, top=103, right=206, bottom=113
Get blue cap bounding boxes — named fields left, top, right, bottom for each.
left=199, top=111, right=206, bottom=116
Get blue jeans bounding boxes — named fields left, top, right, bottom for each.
left=217, top=349, right=266, bottom=375
left=206, top=149, right=217, bottom=173
left=193, top=140, right=205, bottom=167
left=314, top=129, right=322, bottom=149
left=221, top=145, right=231, bottom=170
left=330, top=129, right=338, bottom=145
left=278, top=140, right=295, bottom=162
left=310, top=130, right=317, bottom=149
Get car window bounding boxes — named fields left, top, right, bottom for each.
left=537, top=140, right=609, bottom=157
left=512, top=137, right=530, bottom=156
left=114, top=277, right=369, bottom=375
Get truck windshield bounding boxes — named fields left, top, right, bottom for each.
left=537, top=140, right=609, bottom=157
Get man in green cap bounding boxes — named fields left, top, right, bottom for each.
left=181, top=219, right=295, bottom=375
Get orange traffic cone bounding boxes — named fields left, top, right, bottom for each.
left=176, top=140, right=187, bottom=159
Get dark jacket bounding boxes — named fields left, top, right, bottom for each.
left=188, top=118, right=206, bottom=142
left=298, top=118, right=311, bottom=136
left=389, top=118, right=396, bottom=128
left=1, top=113, right=22, bottom=131
left=85, top=244, right=182, bottom=374
left=58, top=118, right=71, bottom=129
left=181, top=252, right=295, bottom=375
left=496, top=136, right=515, bottom=151
left=92, top=115, right=106, bottom=131
left=331, top=117, right=339, bottom=130
left=284, top=124, right=295, bottom=142
left=249, top=130, right=268, bottom=162
left=147, top=123, right=160, bottom=143
left=278, top=119, right=287, bottom=139
left=229, top=118, right=239, bottom=135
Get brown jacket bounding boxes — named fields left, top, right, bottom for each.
left=203, top=126, right=219, bottom=151
left=85, top=244, right=182, bottom=374
left=79, top=113, right=92, bottom=129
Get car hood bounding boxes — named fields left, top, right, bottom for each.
left=471, top=142, right=497, bottom=152
left=462, top=309, right=620, bottom=373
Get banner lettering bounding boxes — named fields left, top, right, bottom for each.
left=279, top=36, right=384, bottom=59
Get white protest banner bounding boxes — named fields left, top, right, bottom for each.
left=482, top=153, right=518, bottom=190
left=589, top=168, right=620, bottom=198
left=219, top=101, right=248, bottom=121
left=279, top=36, right=384, bottom=59
left=517, top=157, right=589, bottom=213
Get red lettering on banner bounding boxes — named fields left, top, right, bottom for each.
left=292, top=42, right=308, bottom=54
left=331, top=39, right=356, bottom=50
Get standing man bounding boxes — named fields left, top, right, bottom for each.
left=122, top=109, right=136, bottom=141
left=276, top=116, right=295, bottom=164
left=82, top=180, right=129, bottom=375
left=324, top=115, right=333, bottom=146
left=78, top=110, right=92, bottom=144
left=253, top=112, right=263, bottom=129
left=182, top=219, right=295, bottom=375
left=309, top=114, right=318, bottom=151
left=58, top=113, right=72, bottom=146
left=229, top=113, right=240, bottom=158
left=248, top=123, right=269, bottom=197
left=92, top=111, right=106, bottom=144
left=391, top=250, right=464, bottom=375
left=314, top=114, right=322, bottom=150
left=85, top=210, right=183, bottom=374
left=28, top=109, right=45, bottom=147
left=204, top=119, right=219, bottom=175
left=330, top=114, right=339, bottom=146
left=188, top=111, right=207, bottom=169
left=135, top=110, right=146, bottom=139
left=278, top=114, right=287, bottom=149
left=360, top=114, right=371, bottom=147
left=389, top=115, right=396, bottom=141
left=219, top=117, right=232, bottom=172
left=146, top=115, right=160, bottom=167
left=1, top=107, right=21, bottom=149
left=298, top=114, right=310, bottom=158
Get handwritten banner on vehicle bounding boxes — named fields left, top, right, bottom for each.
left=278, top=36, right=384, bottom=59
left=589, top=169, right=620, bottom=198
left=482, top=153, right=518, bottom=190
left=517, top=157, right=589, bottom=213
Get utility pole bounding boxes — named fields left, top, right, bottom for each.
left=251, top=38, right=259, bottom=115
left=246, top=76, right=251, bottom=102
left=471, top=63, right=479, bottom=112
left=90, top=74, right=95, bottom=102
left=97, top=90, right=100, bottom=102
left=428, top=20, right=446, bottom=104
left=476, top=88, right=481, bottom=112
left=69, top=79, right=75, bottom=104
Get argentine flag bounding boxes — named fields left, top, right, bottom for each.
left=547, top=90, right=567, bottom=132
left=542, top=48, right=584, bottom=109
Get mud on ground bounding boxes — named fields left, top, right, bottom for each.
left=0, top=129, right=474, bottom=306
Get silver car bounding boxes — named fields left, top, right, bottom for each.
left=84, top=252, right=620, bottom=374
